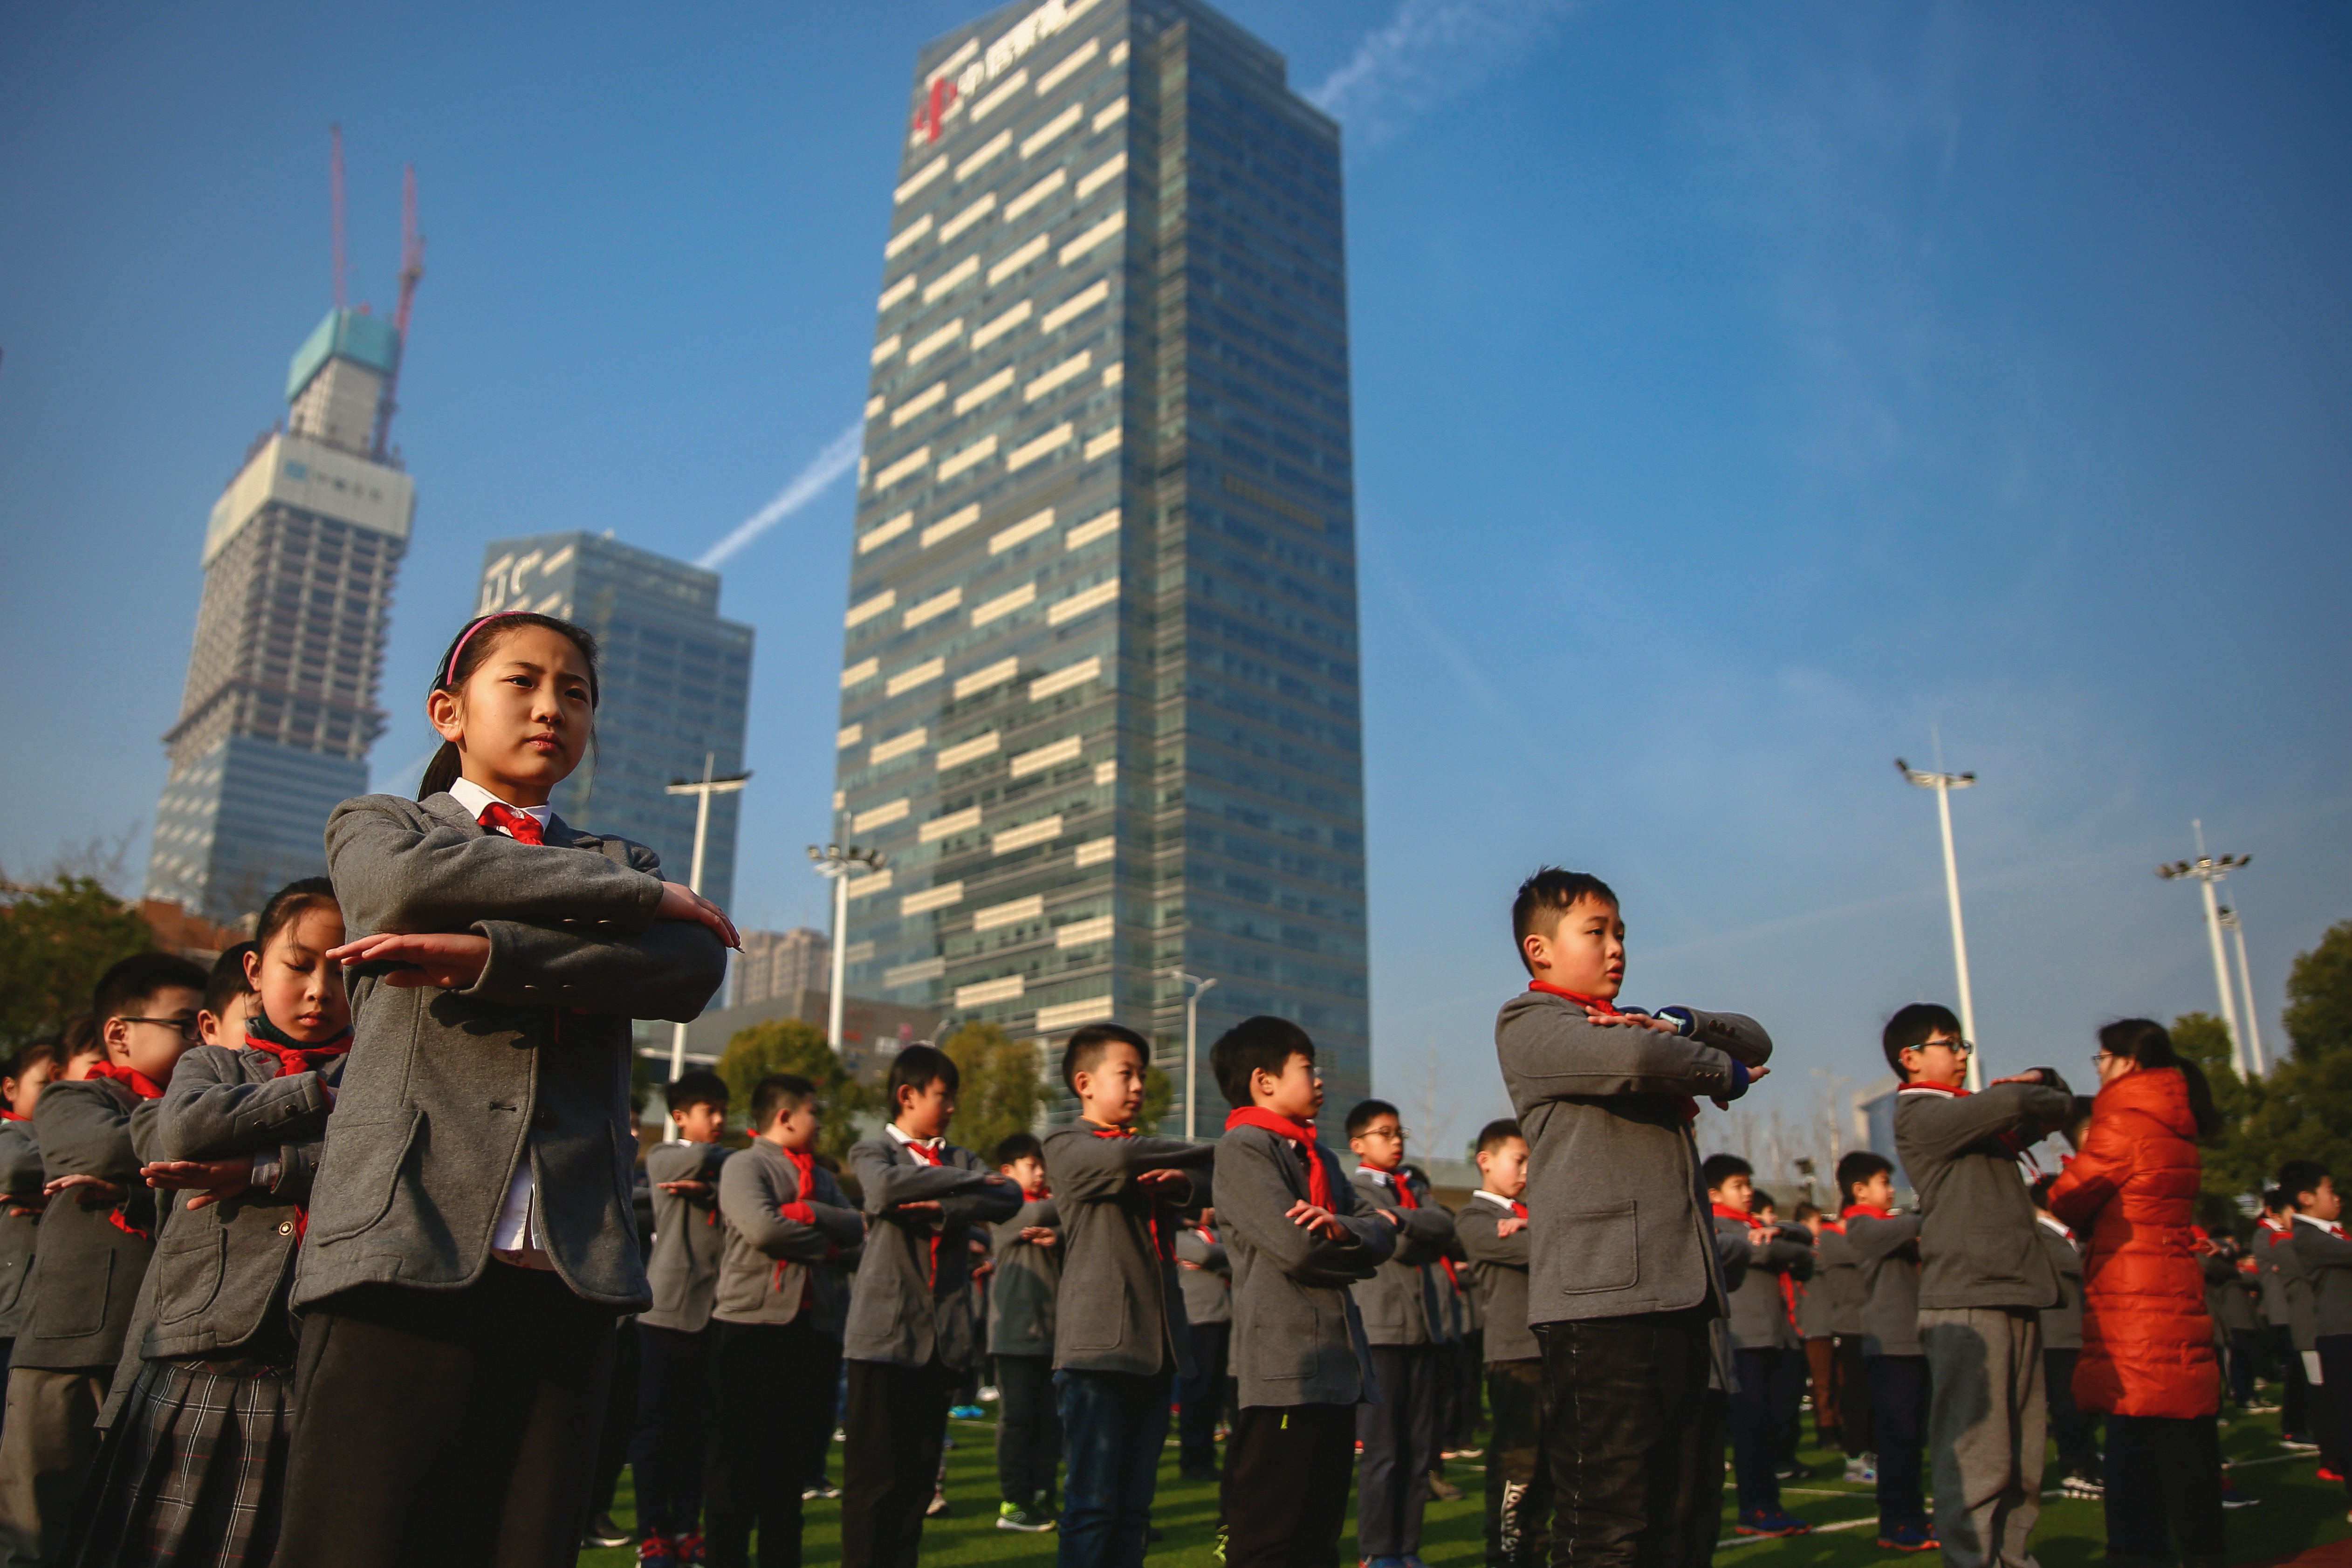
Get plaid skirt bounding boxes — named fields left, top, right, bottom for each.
left=61, top=1355, right=293, bottom=1568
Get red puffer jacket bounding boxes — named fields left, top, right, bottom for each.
left=2048, top=1066, right=2217, bottom=1418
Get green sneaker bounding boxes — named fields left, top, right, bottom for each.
left=997, top=1501, right=1055, bottom=1533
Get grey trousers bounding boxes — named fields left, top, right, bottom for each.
left=0, top=1366, right=109, bottom=1568
left=1920, top=1307, right=2046, bottom=1568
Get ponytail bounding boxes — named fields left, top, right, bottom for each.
left=418, top=742, right=463, bottom=801
left=417, top=611, right=603, bottom=803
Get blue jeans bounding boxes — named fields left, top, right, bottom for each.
left=1054, top=1366, right=1172, bottom=1568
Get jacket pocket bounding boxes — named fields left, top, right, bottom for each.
left=48, top=1250, right=113, bottom=1338
left=1967, top=1224, right=2034, bottom=1285
left=153, top=1219, right=228, bottom=1326
left=1554, top=1201, right=1640, bottom=1294
left=304, top=1110, right=421, bottom=1245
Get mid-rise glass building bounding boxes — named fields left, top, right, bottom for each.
left=475, top=533, right=754, bottom=915
left=831, top=0, right=1368, bottom=1122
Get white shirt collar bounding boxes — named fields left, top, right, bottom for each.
left=886, top=1122, right=943, bottom=1151
left=1474, top=1189, right=1520, bottom=1209
left=2295, top=1212, right=2340, bottom=1231
left=448, top=776, right=554, bottom=833
left=2037, top=1214, right=2071, bottom=1239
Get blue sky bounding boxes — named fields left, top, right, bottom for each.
left=4, top=1, right=2346, bottom=1153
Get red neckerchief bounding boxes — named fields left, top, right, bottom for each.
left=1511, top=1199, right=1529, bottom=1220
left=896, top=1130, right=947, bottom=1288
left=1365, top=1163, right=1460, bottom=1288
left=0, top=1112, right=25, bottom=1123
left=1529, top=981, right=1699, bottom=1124
left=1710, top=1201, right=1753, bottom=1222
left=1022, top=1182, right=1050, bottom=1200
left=83, top=1061, right=166, bottom=1100
left=243, top=1026, right=352, bottom=1079
left=1842, top=1203, right=1895, bottom=1220
left=1224, top=1108, right=1330, bottom=1209
left=1780, top=1269, right=1799, bottom=1325
left=1818, top=1219, right=1845, bottom=1234
left=1091, top=1123, right=1176, bottom=1261
left=770, top=1139, right=823, bottom=1302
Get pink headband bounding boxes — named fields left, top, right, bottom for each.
left=444, top=613, right=522, bottom=687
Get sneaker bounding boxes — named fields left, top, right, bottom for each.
left=1878, top=1526, right=1938, bottom=1552
left=2322, top=1466, right=2346, bottom=1484
left=979, top=1385, right=1002, bottom=1402
left=637, top=1539, right=675, bottom=1567
left=950, top=1403, right=987, bottom=1420
left=1426, top=1472, right=1464, bottom=1502
left=1734, top=1509, right=1811, bottom=1538
left=1361, top=1558, right=1409, bottom=1568
left=998, top=1501, right=1056, bottom=1532
left=672, top=1533, right=706, bottom=1565
left=1440, top=1446, right=1485, bottom=1461
left=1845, top=1456, right=1878, bottom=1483
left=1776, top=1460, right=1814, bottom=1482
left=1179, top=1466, right=1220, bottom=1483
left=2281, top=1437, right=2320, bottom=1452
left=585, top=1513, right=631, bottom=1549
left=2060, top=1475, right=2104, bottom=1500
left=2221, top=1480, right=2260, bottom=1510
left=2246, top=1401, right=2281, bottom=1414
left=927, top=1490, right=951, bottom=1518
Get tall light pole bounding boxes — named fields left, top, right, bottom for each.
left=808, top=840, right=887, bottom=1060
left=2217, top=903, right=2265, bottom=1077
left=1171, top=971, right=1218, bottom=1141
left=1896, top=758, right=1982, bottom=1090
left=2159, top=822, right=2252, bottom=1078
left=660, top=753, right=749, bottom=1137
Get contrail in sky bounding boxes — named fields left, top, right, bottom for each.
left=698, top=419, right=864, bottom=570
left=1309, top=0, right=1575, bottom=146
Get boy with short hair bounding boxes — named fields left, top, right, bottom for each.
left=702, top=1073, right=864, bottom=1568
left=2283, top=1160, right=2352, bottom=1500
left=1810, top=1184, right=1875, bottom=1483
left=1173, top=1205, right=1230, bottom=1483
left=0, top=952, right=206, bottom=1563
left=2257, top=1187, right=2318, bottom=1451
left=2030, top=1174, right=2099, bottom=1499
left=1457, top=1117, right=1546, bottom=1568
left=1345, top=1098, right=1458, bottom=1568
left=843, top=1044, right=1021, bottom=1568
left=0, top=1041, right=58, bottom=1388
left=1493, top=868, right=1771, bottom=1566
left=196, top=942, right=258, bottom=1047
left=1706, top=1155, right=1814, bottom=1538
left=1042, top=1021, right=1213, bottom=1566
left=987, top=1131, right=1062, bottom=1531
left=1212, top=1016, right=1396, bottom=1568
left=631, top=1070, right=734, bottom=1565
left=1889, top=1004, right=2072, bottom=1568
left=1792, top=1199, right=1842, bottom=1455
left=1842, top=1149, right=1932, bottom=1550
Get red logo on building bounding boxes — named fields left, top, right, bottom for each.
left=912, top=76, right=960, bottom=144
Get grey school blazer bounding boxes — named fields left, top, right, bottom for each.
left=711, top=1140, right=864, bottom=1333
left=639, top=1140, right=733, bottom=1333
left=1848, top=1211, right=1925, bottom=1356
left=2291, top=1221, right=2352, bottom=1338
left=843, top=1135, right=1021, bottom=1370
left=988, top=1197, right=1063, bottom=1357
left=297, top=793, right=727, bottom=1313
left=1455, top=1194, right=1534, bottom=1363
left=1814, top=1225, right=1865, bottom=1338
left=14, top=1079, right=158, bottom=1371
left=1893, top=1078, right=2070, bottom=1313
left=0, top=1120, right=43, bottom=1339
left=2036, top=1220, right=2085, bottom=1349
left=1348, top=1165, right=1456, bottom=1347
left=1214, top=1123, right=1395, bottom=1409
left=1174, top=1224, right=1230, bottom=1328
left=1042, top=1127, right=1213, bottom=1376
left=1725, top=1220, right=1813, bottom=1352
left=1495, top=990, right=1771, bottom=1324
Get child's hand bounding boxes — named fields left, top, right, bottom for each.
left=1136, top=1168, right=1186, bottom=1188
left=43, top=1172, right=126, bottom=1203
left=1284, top=1199, right=1348, bottom=1240
left=657, top=1179, right=711, bottom=1197
left=892, top=1199, right=944, bottom=1215
left=330, top=931, right=491, bottom=989
left=1710, top=1063, right=1769, bottom=1111
left=657, top=882, right=742, bottom=950
left=1586, top=1008, right=1679, bottom=1034
left=1497, top=1214, right=1528, bottom=1238
left=1019, top=1225, right=1057, bottom=1246
left=143, top=1157, right=254, bottom=1210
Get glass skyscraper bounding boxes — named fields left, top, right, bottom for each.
left=475, top=533, right=755, bottom=915
left=832, top=0, right=1368, bottom=1121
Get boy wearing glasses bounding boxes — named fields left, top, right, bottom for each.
left=0, top=952, right=206, bottom=1563
left=1887, top=1003, right=2073, bottom=1568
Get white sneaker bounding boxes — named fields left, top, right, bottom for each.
left=1845, top=1456, right=1878, bottom=1483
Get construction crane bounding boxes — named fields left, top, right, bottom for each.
left=372, top=164, right=425, bottom=460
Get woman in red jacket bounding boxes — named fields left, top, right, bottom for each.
left=2050, top=1019, right=2226, bottom=1568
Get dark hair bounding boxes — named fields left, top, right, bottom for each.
left=2098, top=1018, right=2222, bottom=1139
left=255, top=877, right=340, bottom=953
left=203, top=944, right=257, bottom=1016
left=1344, top=1098, right=1399, bottom=1139
left=1792, top=1200, right=1821, bottom=1223
left=1701, top=1152, right=1752, bottom=1188
left=1751, top=1187, right=1777, bottom=1212
left=1062, top=1021, right=1149, bottom=1093
left=1510, top=867, right=1619, bottom=974
left=1882, top=1003, right=1964, bottom=1075
left=1474, top=1117, right=1523, bottom=1155
left=888, top=1043, right=959, bottom=1109
left=59, top=1013, right=100, bottom=1062
left=664, top=1070, right=728, bottom=1115
left=2029, top=1173, right=2056, bottom=1212
left=4, top=1039, right=59, bottom=1086
left=1836, top=1150, right=1893, bottom=1203
left=2263, top=1186, right=2291, bottom=1216
left=750, top=1074, right=815, bottom=1129
left=1210, top=1016, right=1314, bottom=1109
left=2279, top=1159, right=2331, bottom=1208
left=92, top=952, right=208, bottom=1026
left=994, top=1131, right=1042, bottom=1168
left=418, top=612, right=603, bottom=800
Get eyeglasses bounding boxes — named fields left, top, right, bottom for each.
left=116, top=1015, right=201, bottom=1042
left=1358, top=1126, right=1410, bottom=1142
left=2091, top=1050, right=2116, bottom=1068
left=1917, top=1038, right=1973, bottom=1056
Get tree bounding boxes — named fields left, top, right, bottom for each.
left=1138, top=1062, right=1175, bottom=1136
left=0, top=874, right=154, bottom=1047
left=715, top=1017, right=865, bottom=1162
left=940, top=1021, right=1049, bottom=1162
left=2169, top=1012, right=2264, bottom=1203
left=2191, top=919, right=2352, bottom=1203
left=2285, top=920, right=2352, bottom=1064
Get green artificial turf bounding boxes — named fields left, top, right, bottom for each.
left=582, top=1388, right=2352, bottom=1566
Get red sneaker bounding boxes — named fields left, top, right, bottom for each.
left=2321, top=1467, right=2346, bottom=1484
left=637, top=1538, right=675, bottom=1566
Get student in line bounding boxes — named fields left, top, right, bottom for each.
left=278, top=610, right=735, bottom=1568
left=841, top=1045, right=1020, bottom=1568
left=1707, top=1154, right=1814, bottom=1538
left=2257, top=1188, right=2320, bottom=1453
left=1492, top=868, right=1771, bottom=1567
left=1042, top=1021, right=1214, bottom=1567
left=632, top=1070, right=734, bottom=1567
left=2029, top=1175, right=2100, bottom=1500
left=194, top=943, right=258, bottom=1048
left=986, top=1131, right=1062, bottom=1532
left=1212, top=1016, right=1395, bottom=1568
left=0, top=1040, right=59, bottom=1390
left=1791, top=1199, right=1842, bottom=1457
left=1810, top=1181, right=1875, bottom=1484
left=2283, top=1160, right=2352, bottom=1509
left=1456, top=1117, right=1545, bottom=1568
left=1172, top=1203, right=1230, bottom=1485
left=1842, top=1149, right=1932, bottom=1551
left=0, top=951, right=207, bottom=1563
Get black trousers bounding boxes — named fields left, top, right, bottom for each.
left=1486, top=1359, right=1551, bottom=1568
left=2043, top=1348, right=2100, bottom=1482
left=632, top=1321, right=719, bottom=1539
left=275, top=1267, right=618, bottom=1568
left=2320, top=1335, right=2352, bottom=1500
left=1834, top=1335, right=1875, bottom=1455
left=1728, top=1348, right=1785, bottom=1516
left=1534, top=1306, right=1716, bottom=1568
left=838, top=1357, right=952, bottom=1568
left=1358, top=1344, right=1438, bottom=1556
left=1177, top=1322, right=1229, bottom=1475
left=2227, top=1328, right=2263, bottom=1407
left=701, top=1320, right=839, bottom=1568
left=1450, top=1328, right=1486, bottom=1450
left=2104, top=1413, right=2225, bottom=1568
left=1222, top=1402, right=1357, bottom=1568
left=994, top=1352, right=1061, bottom=1505
left=588, top=1318, right=638, bottom=1517
left=2272, top=1325, right=2311, bottom=1441
left=1771, top=1346, right=1807, bottom=1467
left=1866, top=1353, right=1929, bottom=1534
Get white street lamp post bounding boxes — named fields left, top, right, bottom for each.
left=2218, top=904, right=2265, bottom=1077
left=1897, top=758, right=1982, bottom=1091
left=808, top=840, right=888, bottom=1060
left=1171, top=971, right=1218, bottom=1141
left=659, top=753, right=749, bottom=1138
left=2159, top=823, right=2252, bottom=1077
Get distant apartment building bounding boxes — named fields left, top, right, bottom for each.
left=474, top=533, right=754, bottom=915
left=733, top=927, right=831, bottom=1010
left=828, top=0, right=1371, bottom=1117
left=146, top=309, right=415, bottom=920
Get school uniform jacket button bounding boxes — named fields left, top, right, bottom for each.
left=277, top=1220, right=295, bottom=1236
